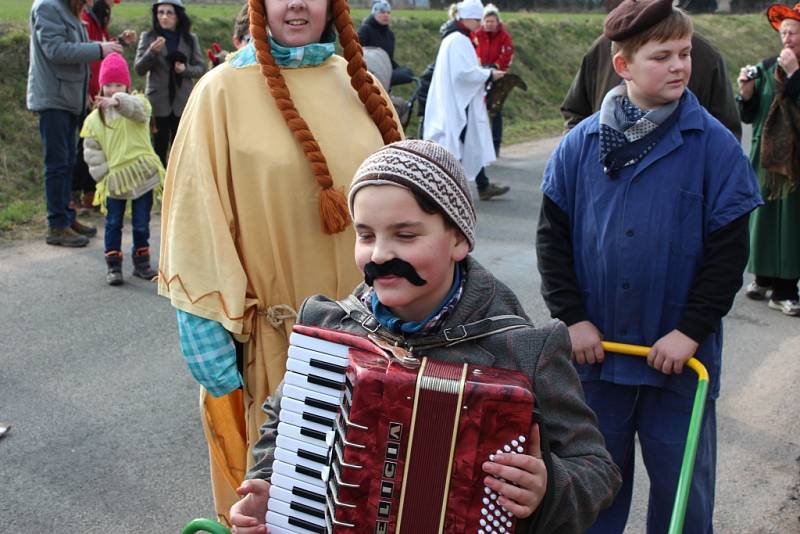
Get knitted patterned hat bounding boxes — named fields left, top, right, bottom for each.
left=98, top=53, right=131, bottom=90
left=348, top=140, right=477, bottom=250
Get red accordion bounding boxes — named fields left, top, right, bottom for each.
left=266, top=325, right=535, bottom=534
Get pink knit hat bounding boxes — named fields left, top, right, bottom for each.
left=98, top=53, right=131, bottom=90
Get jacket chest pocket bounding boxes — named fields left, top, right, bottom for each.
left=669, top=189, right=704, bottom=256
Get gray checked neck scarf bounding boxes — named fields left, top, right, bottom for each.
left=598, top=83, right=681, bottom=175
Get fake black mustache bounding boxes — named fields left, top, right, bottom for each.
left=363, top=258, right=427, bottom=287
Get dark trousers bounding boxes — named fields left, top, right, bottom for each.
left=39, top=109, right=79, bottom=229
left=72, top=113, right=95, bottom=194
left=153, top=113, right=181, bottom=167
left=104, top=191, right=154, bottom=254
left=491, top=110, right=503, bottom=156
left=755, top=276, right=800, bottom=300
left=582, top=381, right=717, bottom=534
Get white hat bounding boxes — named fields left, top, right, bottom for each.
left=456, top=0, right=484, bottom=20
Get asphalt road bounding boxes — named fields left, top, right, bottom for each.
left=1, top=136, right=798, bottom=533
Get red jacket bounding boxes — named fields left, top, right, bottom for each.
left=81, top=10, right=112, bottom=99
left=472, top=24, right=514, bottom=71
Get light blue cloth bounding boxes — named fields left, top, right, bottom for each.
left=176, top=310, right=241, bottom=397
left=229, top=38, right=334, bottom=69
left=541, top=90, right=762, bottom=399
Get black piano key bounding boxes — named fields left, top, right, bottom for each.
left=291, top=501, right=325, bottom=519
left=310, top=358, right=347, bottom=374
left=303, top=411, right=334, bottom=427
left=293, top=486, right=326, bottom=504
left=305, top=397, right=339, bottom=414
left=296, top=464, right=322, bottom=480
left=288, top=516, right=326, bottom=534
left=298, top=448, right=328, bottom=465
left=308, top=373, right=345, bottom=391
left=300, top=426, right=327, bottom=442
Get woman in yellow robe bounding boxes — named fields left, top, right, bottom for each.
left=157, top=0, right=402, bottom=523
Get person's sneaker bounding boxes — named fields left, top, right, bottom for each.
left=45, top=227, right=89, bottom=247
left=745, top=281, right=772, bottom=300
left=479, top=182, right=510, bottom=201
left=768, top=298, right=800, bottom=316
left=71, top=220, right=97, bottom=237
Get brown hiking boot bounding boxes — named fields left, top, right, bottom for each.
left=45, top=227, right=89, bottom=247
left=71, top=219, right=97, bottom=237
left=479, top=182, right=510, bottom=200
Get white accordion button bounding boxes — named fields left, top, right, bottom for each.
left=483, top=497, right=490, bottom=505
left=516, top=446, right=525, bottom=453
left=503, top=445, right=511, bottom=452
left=518, top=435, right=526, bottom=443
left=511, top=439, right=519, bottom=447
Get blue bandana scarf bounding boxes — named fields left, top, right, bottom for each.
left=598, top=84, right=681, bottom=175
left=366, top=263, right=465, bottom=335
left=228, top=38, right=335, bottom=69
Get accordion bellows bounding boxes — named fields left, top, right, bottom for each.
left=267, top=325, right=535, bottom=534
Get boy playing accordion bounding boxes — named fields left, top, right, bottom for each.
left=230, top=140, right=621, bottom=534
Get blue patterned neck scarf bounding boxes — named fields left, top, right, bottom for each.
left=598, top=83, right=681, bottom=175
left=367, top=263, right=465, bottom=335
left=228, top=38, right=335, bottom=69
left=269, top=36, right=335, bottom=68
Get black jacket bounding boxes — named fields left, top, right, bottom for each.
left=358, top=15, right=397, bottom=67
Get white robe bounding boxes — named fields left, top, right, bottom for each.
left=423, top=30, right=496, bottom=181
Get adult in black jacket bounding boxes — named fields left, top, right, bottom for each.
left=358, top=1, right=413, bottom=87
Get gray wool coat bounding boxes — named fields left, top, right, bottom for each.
left=133, top=30, right=205, bottom=118
left=247, top=257, right=621, bottom=533
left=27, top=0, right=103, bottom=115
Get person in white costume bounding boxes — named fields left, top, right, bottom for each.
left=423, top=0, right=509, bottom=200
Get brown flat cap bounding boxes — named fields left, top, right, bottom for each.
left=604, top=0, right=674, bottom=41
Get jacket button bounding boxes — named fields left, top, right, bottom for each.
left=622, top=282, right=630, bottom=290
left=620, top=329, right=627, bottom=336
left=626, top=229, right=634, bottom=237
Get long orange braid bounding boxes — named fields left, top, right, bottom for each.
left=248, top=0, right=402, bottom=235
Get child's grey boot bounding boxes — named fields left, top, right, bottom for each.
left=105, top=252, right=124, bottom=286
left=132, top=247, right=157, bottom=280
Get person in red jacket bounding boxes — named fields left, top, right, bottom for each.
left=472, top=3, right=514, bottom=155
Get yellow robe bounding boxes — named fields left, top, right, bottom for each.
left=158, top=55, right=398, bottom=523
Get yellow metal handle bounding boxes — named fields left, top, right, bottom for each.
left=601, top=341, right=709, bottom=382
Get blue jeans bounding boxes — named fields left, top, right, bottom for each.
left=39, top=109, right=79, bottom=229
left=582, top=381, right=716, bottom=534
left=104, top=191, right=154, bottom=253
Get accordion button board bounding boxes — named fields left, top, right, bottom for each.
left=266, top=325, right=535, bottom=534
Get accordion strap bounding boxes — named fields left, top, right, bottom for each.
left=336, top=295, right=531, bottom=351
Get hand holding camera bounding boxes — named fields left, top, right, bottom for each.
left=737, top=64, right=759, bottom=101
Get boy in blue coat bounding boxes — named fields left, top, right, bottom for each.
left=536, top=1, right=762, bottom=532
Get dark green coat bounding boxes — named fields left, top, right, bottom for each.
left=740, top=57, right=800, bottom=279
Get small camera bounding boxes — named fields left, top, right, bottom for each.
left=745, top=65, right=762, bottom=80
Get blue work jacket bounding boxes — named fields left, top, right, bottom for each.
left=541, top=90, right=761, bottom=399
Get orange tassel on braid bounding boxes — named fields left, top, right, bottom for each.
left=247, top=0, right=400, bottom=235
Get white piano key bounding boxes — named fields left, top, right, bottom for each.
left=275, top=434, right=329, bottom=459
left=269, top=498, right=326, bottom=527
left=290, top=332, right=352, bottom=359
left=282, top=384, right=341, bottom=414
left=285, top=371, right=344, bottom=398
left=274, top=447, right=327, bottom=477
left=286, top=358, right=346, bottom=385
left=269, top=484, right=326, bottom=514
left=266, top=510, right=324, bottom=534
left=270, top=472, right=327, bottom=503
left=278, top=421, right=333, bottom=451
left=273, top=460, right=326, bottom=489
left=279, top=407, right=335, bottom=435
left=288, top=344, right=348, bottom=368
left=280, top=397, right=336, bottom=428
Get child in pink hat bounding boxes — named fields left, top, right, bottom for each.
left=81, top=52, right=165, bottom=285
